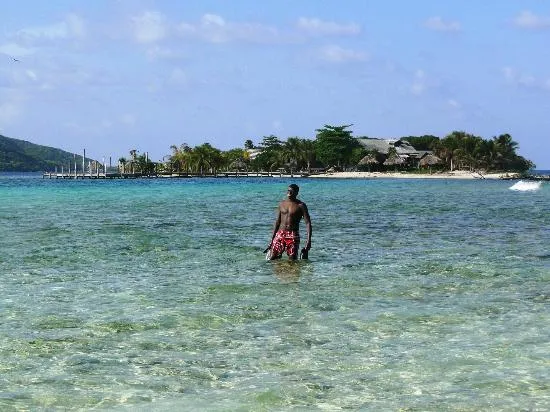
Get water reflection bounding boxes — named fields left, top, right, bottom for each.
left=270, top=259, right=303, bottom=283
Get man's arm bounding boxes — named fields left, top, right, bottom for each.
left=301, top=203, right=312, bottom=250
left=268, top=205, right=282, bottom=248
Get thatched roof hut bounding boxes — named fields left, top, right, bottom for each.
left=383, top=156, right=406, bottom=166
left=358, top=153, right=381, bottom=171
left=359, top=154, right=380, bottom=166
left=419, top=154, right=443, bottom=167
left=229, top=159, right=247, bottom=170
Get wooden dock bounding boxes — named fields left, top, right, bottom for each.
left=42, top=172, right=311, bottom=179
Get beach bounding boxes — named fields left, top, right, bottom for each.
left=309, top=170, right=520, bottom=179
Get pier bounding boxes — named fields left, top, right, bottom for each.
left=42, top=149, right=314, bottom=179
left=42, top=171, right=311, bottom=179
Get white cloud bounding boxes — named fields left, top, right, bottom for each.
left=296, top=17, right=360, bottom=36
left=502, top=66, right=550, bottom=92
left=177, top=13, right=281, bottom=44
left=518, top=74, right=536, bottom=87
left=131, top=11, right=168, bottom=43
left=202, top=14, right=225, bottom=27
left=0, top=14, right=85, bottom=61
left=424, top=16, right=461, bottom=32
left=319, top=45, right=368, bottom=63
left=447, top=99, right=461, bottom=109
left=146, top=45, right=185, bottom=61
left=15, top=14, right=86, bottom=42
left=411, top=70, right=426, bottom=95
left=136, top=13, right=360, bottom=46
left=25, top=70, right=38, bottom=81
left=66, top=14, right=86, bottom=38
left=0, top=42, right=36, bottom=58
left=513, top=10, right=550, bottom=30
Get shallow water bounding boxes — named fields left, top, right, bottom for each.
left=0, top=175, right=549, bottom=410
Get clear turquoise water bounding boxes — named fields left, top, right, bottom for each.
left=0, top=174, right=549, bottom=411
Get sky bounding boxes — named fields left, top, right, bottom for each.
left=0, top=1, right=549, bottom=168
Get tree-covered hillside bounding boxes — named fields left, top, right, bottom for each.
left=0, top=135, right=88, bottom=172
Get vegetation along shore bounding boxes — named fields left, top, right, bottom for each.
left=2, top=125, right=536, bottom=178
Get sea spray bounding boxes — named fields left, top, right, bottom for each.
left=509, top=180, right=542, bottom=191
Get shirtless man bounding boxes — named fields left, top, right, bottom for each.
left=266, top=184, right=312, bottom=260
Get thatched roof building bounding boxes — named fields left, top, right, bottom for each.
left=356, top=138, right=432, bottom=167
left=383, top=156, right=407, bottom=166
left=419, top=153, right=443, bottom=167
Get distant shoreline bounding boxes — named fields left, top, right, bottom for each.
left=29, top=170, right=547, bottom=181
left=308, top=171, right=521, bottom=180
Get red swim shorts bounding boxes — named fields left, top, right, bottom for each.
left=270, top=230, right=300, bottom=258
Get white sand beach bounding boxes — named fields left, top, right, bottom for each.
left=309, top=170, right=520, bottom=180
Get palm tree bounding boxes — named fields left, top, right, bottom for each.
left=493, top=134, right=519, bottom=170
left=190, top=143, right=223, bottom=175
left=435, top=135, right=460, bottom=171
left=282, top=137, right=302, bottom=173
left=300, top=139, right=317, bottom=173
left=170, top=143, right=192, bottom=173
left=118, top=157, right=127, bottom=174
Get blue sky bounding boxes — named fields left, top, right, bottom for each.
left=1, top=1, right=549, bottom=168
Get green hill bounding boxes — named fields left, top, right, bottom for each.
left=0, top=134, right=92, bottom=172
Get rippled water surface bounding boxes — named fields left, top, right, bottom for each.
left=0, top=175, right=549, bottom=410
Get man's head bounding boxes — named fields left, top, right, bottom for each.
left=287, top=184, right=299, bottom=199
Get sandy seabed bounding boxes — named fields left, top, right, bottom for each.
left=308, top=170, right=519, bottom=180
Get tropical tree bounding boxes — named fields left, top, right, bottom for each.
left=260, top=135, right=282, bottom=150
left=314, top=124, right=359, bottom=169
left=281, top=137, right=318, bottom=172
left=435, top=131, right=464, bottom=171
left=118, top=157, right=127, bottom=174
left=350, top=146, right=368, bottom=168
left=252, top=135, right=283, bottom=172
left=281, top=137, right=303, bottom=173
left=127, top=149, right=139, bottom=173
left=136, top=153, right=156, bottom=175
left=169, top=143, right=192, bottom=173
left=223, top=148, right=249, bottom=171
left=491, top=134, right=533, bottom=171
left=300, top=139, right=317, bottom=172
left=190, top=143, right=223, bottom=175
left=434, top=131, right=532, bottom=172
left=402, top=135, right=440, bottom=151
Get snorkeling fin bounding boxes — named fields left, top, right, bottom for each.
left=300, top=248, right=308, bottom=260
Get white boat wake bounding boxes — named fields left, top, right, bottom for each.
left=509, top=180, right=542, bottom=192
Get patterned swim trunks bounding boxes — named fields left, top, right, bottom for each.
left=269, top=230, right=300, bottom=258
